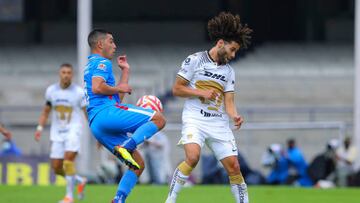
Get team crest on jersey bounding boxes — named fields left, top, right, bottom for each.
left=97, top=63, right=106, bottom=71
left=187, top=133, right=193, bottom=139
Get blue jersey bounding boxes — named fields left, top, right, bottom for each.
left=84, top=54, right=121, bottom=123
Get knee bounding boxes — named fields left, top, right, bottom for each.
left=152, top=112, right=166, bottom=130
left=52, top=165, right=64, bottom=175
left=133, top=161, right=145, bottom=176
left=227, top=161, right=241, bottom=176
left=186, top=154, right=200, bottom=168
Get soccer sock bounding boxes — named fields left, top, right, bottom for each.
left=229, top=174, right=249, bottom=203
left=65, top=175, right=75, bottom=199
left=63, top=160, right=76, bottom=199
left=122, top=121, right=159, bottom=151
left=114, top=170, right=138, bottom=200
left=167, top=161, right=193, bottom=199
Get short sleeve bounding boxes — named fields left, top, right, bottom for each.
left=45, top=86, right=52, bottom=103
left=224, top=68, right=235, bottom=93
left=177, top=54, right=199, bottom=82
left=92, top=60, right=111, bottom=81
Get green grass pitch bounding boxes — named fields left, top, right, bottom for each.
left=0, top=185, right=358, bottom=203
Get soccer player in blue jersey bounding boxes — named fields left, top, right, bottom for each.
left=84, top=29, right=166, bottom=203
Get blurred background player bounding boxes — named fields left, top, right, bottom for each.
left=261, top=144, right=289, bottom=185
left=34, top=63, right=88, bottom=203
left=84, top=29, right=166, bottom=203
left=0, top=123, right=21, bottom=157
left=165, top=12, right=252, bottom=203
left=286, top=138, right=313, bottom=186
left=0, top=123, right=12, bottom=139
left=335, top=137, right=358, bottom=187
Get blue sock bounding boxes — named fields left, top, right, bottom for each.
left=122, top=121, right=159, bottom=151
left=115, top=170, right=138, bottom=201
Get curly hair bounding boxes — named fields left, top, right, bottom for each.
left=207, top=12, right=253, bottom=49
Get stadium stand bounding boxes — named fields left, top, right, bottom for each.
left=0, top=43, right=354, bottom=176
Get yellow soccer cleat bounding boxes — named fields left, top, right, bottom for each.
left=113, top=146, right=140, bottom=170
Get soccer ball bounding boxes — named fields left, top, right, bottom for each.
left=136, top=95, right=163, bottom=112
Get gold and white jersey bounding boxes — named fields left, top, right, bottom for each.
left=45, top=83, right=86, bottom=141
left=177, top=51, right=235, bottom=131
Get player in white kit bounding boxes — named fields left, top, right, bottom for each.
left=35, top=63, right=87, bottom=203
left=165, top=12, right=252, bottom=203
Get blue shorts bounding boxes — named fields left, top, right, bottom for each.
left=90, top=103, right=155, bottom=152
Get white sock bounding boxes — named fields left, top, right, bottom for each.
left=167, top=168, right=189, bottom=201
left=231, top=183, right=249, bottom=203
left=74, top=174, right=85, bottom=184
left=65, top=176, right=75, bottom=199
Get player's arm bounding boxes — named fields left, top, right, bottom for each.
left=117, top=55, right=130, bottom=101
left=224, top=92, right=244, bottom=130
left=172, top=76, right=217, bottom=100
left=35, top=102, right=51, bottom=141
left=0, top=123, right=12, bottom=139
left=92, top=77, right=131, bottom=96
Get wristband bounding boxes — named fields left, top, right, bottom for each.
left=36, top=125, right=43, bottom=132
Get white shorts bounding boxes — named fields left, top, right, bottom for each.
left=178, top=123, right=238, bottom=161
left=50, top=128, right=81, bottom=159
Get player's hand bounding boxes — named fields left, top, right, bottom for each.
left=233, top=115, right=244, bottom=130
left=117, top=83, right=132, bottom=94
left=117, top=55, right=130, bottom=71
left=200, top=89, right=218, bottom=101
left=2, top=130, right=12, bottom=139
left=34, top=131, right=41, bottom=142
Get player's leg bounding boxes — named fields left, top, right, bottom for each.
left=58, top=151, right=77, bottom=203
left=209, top=137, right=249, bottom=203
left=59, top=129, right=87, bottom=203
left=165, top=143, right=201, bottom=203
left=113, top=150, right=145, bottom=203
left=94, top=104, right=165, bottom=169
left=63, top=152, right=87, bottom=201
left=120, top=104, right=166, bottom=151
left=90, top=125, right=144, bottom=203
left=220, top=156, right=249, bottom=203
left=50, top=141, right=65, bottom=176
left=51, top=159, right=65, bottom=176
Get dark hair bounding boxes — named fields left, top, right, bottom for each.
left=87, top=29, right=112, bottom=49
left=207, top=12, right=253, bottom=49
left=60, top=63, right=73, bottom=70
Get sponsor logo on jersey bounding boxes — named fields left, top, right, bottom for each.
left=204, top=71, right=226, bottom=82
left=55, top=99, right=70, bottom=103
left=200, top=109, right=222, bottom=117
left=97, top=63, right=106, bottom=71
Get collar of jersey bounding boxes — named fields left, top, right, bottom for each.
left=206, top=50, right=217, bottom=64
left=206, top=50, right=228, bottom=68
left=88, top=54, right=102, bottom=60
